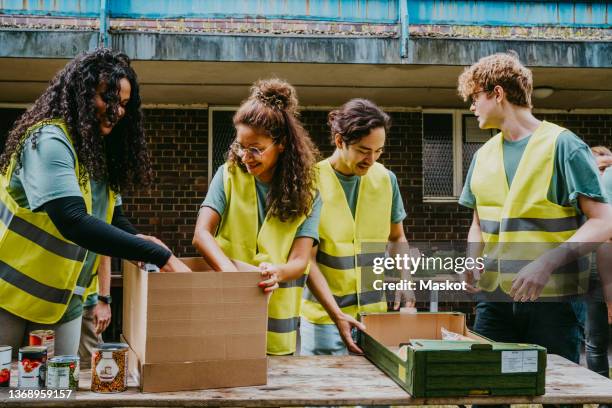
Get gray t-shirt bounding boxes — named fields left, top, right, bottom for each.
left=459, top=130, right=607, bottom=212
left=332, top=168, right=406, bottom=224
left=202, top=165, right=322, bottom=243
left=7, top=124, right=119, bottom=322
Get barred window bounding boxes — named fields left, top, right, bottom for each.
left=209, top=108, right=238, bottom=183
left=422, top=110, right=494, bottom=202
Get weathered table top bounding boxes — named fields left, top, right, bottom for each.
left=1, top=354, right=611, bottom=407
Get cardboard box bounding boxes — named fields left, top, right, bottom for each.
left=122, top=257, right=268, bottom=392
left=358, top=312, right=546, bottom=397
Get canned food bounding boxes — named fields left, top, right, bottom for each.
left=18, top=346, right=47, bottom=389
left=46, top=355, right=79, bottom=390
left=91, top=343, right=128, bottom=393
left=29, top=330, right=55, bottom=359
left=0, top=346, right=11, bottom=387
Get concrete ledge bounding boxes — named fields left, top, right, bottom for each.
left=0, top=30, right=98, bottom=58
left=111, top=31, right=401, bottom=63
left=0, top=29, right=609, bottom=68
left=407, top=37, right=612, bottom=68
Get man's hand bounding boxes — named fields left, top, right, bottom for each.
left=332, top=313, right=366, bottom=354
left=461, top=265, right=483, bottom=294
left=393, top=289, right=416, bottom=310
left=510, top=258, right=554, bottom=302
left=93, top=302, right=112, bottom=335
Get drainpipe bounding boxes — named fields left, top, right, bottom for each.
left=99, top=0, right=109, bottom=47
left=399, top=0, right=409, bottom=59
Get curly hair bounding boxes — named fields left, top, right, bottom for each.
left=328, top=98, right=391, bottom=145
left=0, top=48, right=153, bottom=192
left=228, top=78, right=319, bottom=222
left=457, top=51, right=533, bottom=108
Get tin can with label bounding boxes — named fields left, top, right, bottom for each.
left=91, top=343, right=128, bottom=393
left=46, top=355, right=80, bottom=390
left=18, top=346, right=47, bottom=389
left=29, top=330, right=55, bottom=359
left=0, top=345, right=11, bottom=387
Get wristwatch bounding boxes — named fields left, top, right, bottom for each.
left=98, top=294, right=112, bottom=305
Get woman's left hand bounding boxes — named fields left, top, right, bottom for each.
left=93, top=302, right=112, bottom=335
left=258, top=262, right=282, bottom=293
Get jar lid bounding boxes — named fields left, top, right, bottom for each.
left=19, top=346, right=47, bottom=357
left=49, top=355, right=79, bottom=364
left=94, top=342, right=128, bottom=352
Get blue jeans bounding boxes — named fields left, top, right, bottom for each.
left=299, top=318, right=348, bottom=356
left=473, top=301, right=583, bottom=364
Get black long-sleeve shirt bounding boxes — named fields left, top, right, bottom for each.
left=43, top=196, right=171, bottom=267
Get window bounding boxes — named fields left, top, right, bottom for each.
left=208, top=107, right=238, bottom=184
left=422, top=110, right=496, bottom=202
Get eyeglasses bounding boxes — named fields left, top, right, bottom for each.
left=230, top=141, right=275, bottom=159
left=469, top=89, right=491, bottom=106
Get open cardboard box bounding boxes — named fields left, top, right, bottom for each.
left=122, top=257, right=268, bottom=392
left=361, top=311, right=486, bottom=346
left=359, top=312, right=546, bottom=397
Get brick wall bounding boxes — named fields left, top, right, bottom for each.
left=0, top=108, right=610, bottom=258
left=539, top=113, right=612, bottom=148
left=121, top=109, right=209, bottom=257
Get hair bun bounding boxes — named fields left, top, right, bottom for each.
left=251, top=78, right=298, bottom=113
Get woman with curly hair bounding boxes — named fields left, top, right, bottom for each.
left=0, top=48, right=190, bottom=357
left=193, top=78, right=320, bottom=355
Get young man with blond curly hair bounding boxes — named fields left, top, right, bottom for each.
left=457, top=52, right=612, bottom=364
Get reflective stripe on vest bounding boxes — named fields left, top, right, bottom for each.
left=0, top=120, right=115, bottom=324
left=471, top=121, right=589, bottom=297
left=301, top=159, right=391, bottom=324
left=215, top=163, right=308, bottom=355
left=81, top=191, right=117, bottom=302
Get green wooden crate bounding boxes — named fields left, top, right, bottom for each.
left=358, top=312, right=546, bottom=398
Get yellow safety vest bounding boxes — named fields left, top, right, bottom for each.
left=0, top=120, right=116, bottom=323
left=471, top=121, right=589, bottom=297
left=301, top=159, right=391, bottom=324
left=215, top=163, right=309, bottom=355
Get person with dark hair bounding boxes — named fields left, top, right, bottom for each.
left=0, top=48, right=190, bottom=357
left=300, top=98, right=411, bottom=355
left=193, top=78, right=321, bottom=356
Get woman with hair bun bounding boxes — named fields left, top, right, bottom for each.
left=0, top=48, right=190, bottom=358
left=193, top=78, right=321, bottom=355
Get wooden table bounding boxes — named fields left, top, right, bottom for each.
left=1, top=354, right=611, bottom=407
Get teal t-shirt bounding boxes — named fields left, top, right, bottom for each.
left=7, top=124, right=119, bottom=322
left=201, top=165, right=322, bottom=243
left=332, top=168, right=406, bottom=224
left=459, top=129, right=607, bottom=212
